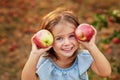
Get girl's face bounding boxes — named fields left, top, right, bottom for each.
left=51, top=22, right=79, bottom=59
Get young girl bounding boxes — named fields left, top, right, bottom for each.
left=21, top=7, right=111, bottom=80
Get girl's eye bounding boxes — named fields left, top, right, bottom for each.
left=69, top=34, right=75, bottom=38
left=56, top=37, right=63, bottom=41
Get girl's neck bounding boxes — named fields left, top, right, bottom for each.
left=53, top=56, right=76, bottom=68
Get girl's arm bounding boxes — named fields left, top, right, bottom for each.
left=87, top=43, right=111, bottom=77
left=78, top=26, right=111, bottom=77
left=21, top=40, right=52, bottom=80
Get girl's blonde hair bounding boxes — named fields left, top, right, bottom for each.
left=40, top=7, right=79, bottom=30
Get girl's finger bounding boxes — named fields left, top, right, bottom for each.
left=91, top=25, right=97, bottom=36
left=38, top=46, right=52, bottom=52
left=31, top=39, right=38, bottom=50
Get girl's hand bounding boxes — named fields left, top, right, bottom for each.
left=78, top=25, right=97, bottom=49
left=30, top=35, right=52, bottom=56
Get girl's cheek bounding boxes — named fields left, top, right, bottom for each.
left=52, top=41, right=61, bottom=47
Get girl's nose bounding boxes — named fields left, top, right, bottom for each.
left=63, top=38, right=71, bottom=45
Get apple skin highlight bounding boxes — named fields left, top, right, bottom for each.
left=75, top=23, right=95, bottom=42
left=33, top=29, right=54, bottom=48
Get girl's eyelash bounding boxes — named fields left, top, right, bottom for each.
left=69, top=34, right=75, bottom=37
left=56, top=37, right=62, bottom=40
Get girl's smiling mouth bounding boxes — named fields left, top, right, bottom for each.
left=62, top=47, right=73, bottom=52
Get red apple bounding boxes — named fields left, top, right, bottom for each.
left=112, top=37, right=120, bottom=44
left=33, top=29, right=54, bottom=48
left=75, top=23, right=95, bottom=42
left=8, top=42, right=18, bottom=52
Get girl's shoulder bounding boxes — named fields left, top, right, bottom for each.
left=36, top=53, right=51, bottom=68
left=36, top=53, right=54, bottom=78
left=77, top=49, right=93, bottom=75
left=78, top=49, right=90, bottom=55
left=77, top=49, right=93, bottom=62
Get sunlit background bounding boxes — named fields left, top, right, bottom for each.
left=0, top=0, right=120, bottom=80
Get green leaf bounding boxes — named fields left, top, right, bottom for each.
left=99, top=38, right=110, bottom=44
left=92, top=21, right=99, bottom=27
left=117, top=66, right=120, bottom=73
left=95, top=14, right=108, bottom=28
left=113, top=30, right=120, bottom=38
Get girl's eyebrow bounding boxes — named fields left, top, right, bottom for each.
left=54, top=32, right=75, bottom=38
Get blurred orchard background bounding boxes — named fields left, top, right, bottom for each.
left=0, top=0, right=120, bottom=80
